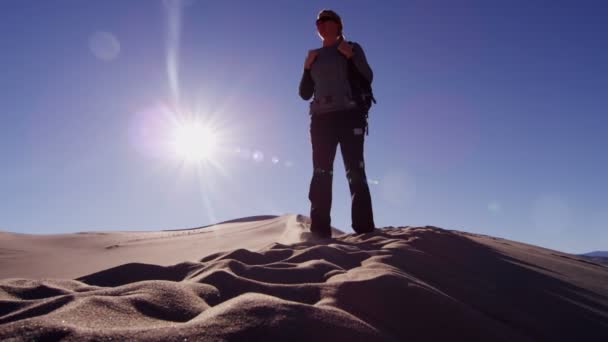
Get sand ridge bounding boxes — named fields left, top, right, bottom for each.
left=0, top=214, right=329, bottom=280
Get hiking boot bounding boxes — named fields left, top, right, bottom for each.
left=302, top=231, right=332, bottom=242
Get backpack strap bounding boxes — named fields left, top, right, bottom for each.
left=348, top=41, right=371, bottom=136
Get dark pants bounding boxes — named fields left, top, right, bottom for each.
left=308, top=108, right=375, bottom=237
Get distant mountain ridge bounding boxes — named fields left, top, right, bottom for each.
left=581, top=251, right=608, bottom=257
left=580, top=251, right=608, bottom=266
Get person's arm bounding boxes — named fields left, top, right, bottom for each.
left=299, top=68, right=314, bottom=100
left=350, top=43, right=373, bottom=83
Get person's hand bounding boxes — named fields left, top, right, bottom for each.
left=337, top=40, right=354, bottom=59
left=304, top=49, right=319, bottom=70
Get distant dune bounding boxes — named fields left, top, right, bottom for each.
left=1, top=214, right=607, bottom=341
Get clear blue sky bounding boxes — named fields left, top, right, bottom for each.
left=1, top=0, right=606, bottom=254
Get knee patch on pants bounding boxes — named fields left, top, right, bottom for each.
left=346, top=168, right=367, bottom=185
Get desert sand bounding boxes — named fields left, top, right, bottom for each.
left=1, top=214, right=607, bottom=341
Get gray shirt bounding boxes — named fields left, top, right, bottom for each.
left=299, top=39, right=373, bottom=114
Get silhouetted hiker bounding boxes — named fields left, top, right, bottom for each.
left=299, top=9, right=375, bottom=239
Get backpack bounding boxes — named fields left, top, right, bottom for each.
left=347, top=41, right=376, bottom=135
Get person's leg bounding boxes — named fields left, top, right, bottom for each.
left=309, top=116, right=338, bottom=238
left=338, top=110, right=375, bottom=233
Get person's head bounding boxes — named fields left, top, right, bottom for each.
left=316, top=9, right=343, bottom=41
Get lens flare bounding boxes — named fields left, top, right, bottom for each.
left=252, top=150, right=264, bottom=162
left=89, top=31, right=120, bottom=61
left=164, top=0, right=185, bottom=105
left=488, top=201, right=502, bottom=214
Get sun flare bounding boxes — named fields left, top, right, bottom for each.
left=172, top=121, right=218, bottom=162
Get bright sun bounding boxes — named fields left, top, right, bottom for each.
left=172, top=121, right=219, bottom=162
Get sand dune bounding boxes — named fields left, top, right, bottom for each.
left=0, top=214, right=341, bottom=279
left=1, top=214, right=607, bottom=341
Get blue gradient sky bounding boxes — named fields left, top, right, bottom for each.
left=1, top=1, right=606, bottom=253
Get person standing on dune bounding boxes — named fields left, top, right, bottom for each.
left=299, top=9, right=375, bottom=239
